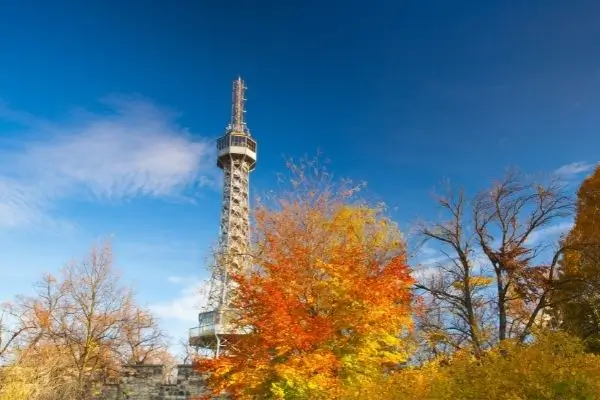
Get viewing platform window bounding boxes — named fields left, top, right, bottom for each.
left=199, top=310, right=216, bottom=327
left=217, top=137, right=227, bottom=151
left=231, top=135, right=245, bottom=147
left=217, top=135, right=257, bottom=152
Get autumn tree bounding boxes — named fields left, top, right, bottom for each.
left=0, top=308, right=24, bottom=360
left=413, top=188, right=495, bottom=358
left=178, top=337, right=198, bottom=364
left=415, top=172, right=572, bottom=356
left=426, top=331, right=600, bottom=400
left=195, top=158, right=415, bottom=399
left=0, top=240, right=168, bottom=400
left=355, top=331, right=600, bottom=400
left=358, top=330, right=600, bottom=400
left=0, top=342, right=81, bottom=400
left=554, top=165, right=600, bottom=352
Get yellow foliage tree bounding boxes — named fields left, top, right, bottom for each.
left=364, top=331, right=600, bottom=400
left=195, top=159, right=415, bottom=399
left=555, top=165, right=600, bottom=353
left=0, top=343, right=79, bottom=400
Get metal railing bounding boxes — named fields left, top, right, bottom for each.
left=189, top=324, right=216, bottom=338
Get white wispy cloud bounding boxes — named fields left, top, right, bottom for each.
left=150, top=277, right=210, bottom=324
left=149, top=276, right=211, bottom=357
left=554, top=161, right=595, bottom=177
left=412, top=265, right=441, bottom=283
left=412, top=246, right=446, bottom=283
left=0, top=96, right=217, bottom=228
left=525, top=221, right=573, bottom=245
left=167, top=276, right=185, bottom=284
left=0, top=177, right=49, bottom=228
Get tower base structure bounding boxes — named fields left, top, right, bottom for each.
left=189, top=308, right=249, bottom=356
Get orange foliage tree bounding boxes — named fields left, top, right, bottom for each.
left=195, top=159, right=415, bottom=399
left=0, top=240, right=168, bottom=399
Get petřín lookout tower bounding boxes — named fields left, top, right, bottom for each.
left=189, top=78, right=257, bottom=357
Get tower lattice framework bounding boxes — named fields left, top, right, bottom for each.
left=190, top=77, right=257, bottom=357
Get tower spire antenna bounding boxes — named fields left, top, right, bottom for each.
left=230, top=76, right=249, bottom=135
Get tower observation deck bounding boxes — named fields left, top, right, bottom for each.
left=189, top=77, right=257, bottom=357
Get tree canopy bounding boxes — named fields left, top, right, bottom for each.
left=0, top=241, right=169, bottom=400
left=195, top=160, right=415, bottom=399
left=556, top=165, right=600, bottom=352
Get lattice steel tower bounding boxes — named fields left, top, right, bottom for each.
left=190, top=77, right=257, bottom=357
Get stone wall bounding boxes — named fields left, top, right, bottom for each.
left=95, top=364, right=209, bottom=400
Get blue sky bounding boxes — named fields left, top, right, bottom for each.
left=1, top=1, right=599, bottom=352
